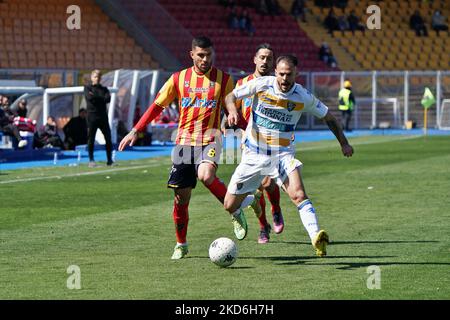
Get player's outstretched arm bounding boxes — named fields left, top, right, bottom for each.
left=322, top=111, right=354, bottom=157
left=118, top=128, right=138, bottom=151
left=118, top=103, right=165, bottom=151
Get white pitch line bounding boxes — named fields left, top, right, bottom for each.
left=296, top=135, right=421, bottom=151
left=0, top=135, right=422, bottom=185
left=0, top=164, right=157, bottom=185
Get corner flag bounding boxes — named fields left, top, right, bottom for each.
left=421, top=87, right=436, bottom=109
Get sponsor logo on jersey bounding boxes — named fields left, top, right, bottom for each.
left=243, top=97, right=253, bottom=108
left=287, top=101, right=296, bottom=112
left=181, top=97, right=217, bottom=108
left=188, top=87, right=211, bottom=93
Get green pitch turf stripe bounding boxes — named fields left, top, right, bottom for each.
left=0, top=164, right=157, bottom=185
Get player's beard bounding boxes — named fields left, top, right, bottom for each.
left=280, top=82, right=293, bottom=92
left=197, top=61, right=211, bottom=74
left=258, top=64, right=269, bottom=76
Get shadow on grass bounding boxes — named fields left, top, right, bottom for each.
left=240, top=255, right=450, bottom=270
left=288, top=261, right=450, bottom=270
left=271, top=240, right=439, bottom=245
left=187, top=255, right=255, bottom=269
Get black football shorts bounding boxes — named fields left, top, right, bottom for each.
left=167, top=143, right=221, bottom=189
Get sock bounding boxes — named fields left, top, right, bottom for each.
left=241, top=194, right=254, bottom=208
left=232, top=194, right=255, bottom=217
left=265, top=185, right=281, bottom=215
left=257, top=193, right=269, bottom=229
left=297, top=199, right=320, bottom=241
left=205, top=177, right=227, bottom=204
left=173, top=201, right=189, bottom=244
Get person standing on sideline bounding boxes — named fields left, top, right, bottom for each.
left=338, top=79, right=355, bottom=132
left=224, top=55, right=354, bottom=257
left=118, top=36, right=260, bottom=260
left=84, top=70, right=114, bottom=167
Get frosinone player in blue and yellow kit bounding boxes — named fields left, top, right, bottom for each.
left=224, top=55, right=354, bottom=256
left=235, top=43, right=285, bottom=244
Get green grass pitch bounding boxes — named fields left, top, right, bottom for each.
left=0, top=135, right=449, bottom=299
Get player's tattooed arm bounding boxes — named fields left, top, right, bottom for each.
left=322, top=111, right=354, bottom=157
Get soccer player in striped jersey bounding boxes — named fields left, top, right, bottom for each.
left=224, top=55, right=354, bottom=256
left=119, top=36, right=256, bottom=259
left=235, top=44, right=285, bottom=244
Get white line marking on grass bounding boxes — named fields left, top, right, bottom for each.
left=296, top=135, right=421, bottom=151
left=0, top=164, right=157, bottom=185
left=0, top=135, right=422, bottom=185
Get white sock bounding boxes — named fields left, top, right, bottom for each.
left=232, top=194, right=255, bottom=217
left=241, top=194, right=254, bottom=208
left=297, top=199, right=320, bottom=240
left=176, top=242, right=188, bottom=247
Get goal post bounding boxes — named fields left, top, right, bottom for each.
left=438, top=99, right=450, bottom=130
left=352, top=97, right=400, bottom=129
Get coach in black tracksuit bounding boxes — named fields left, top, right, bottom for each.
left=84, top=70, right=113, bottom=166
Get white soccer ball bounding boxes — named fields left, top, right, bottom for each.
left=209, top=237, right=238, bottom=267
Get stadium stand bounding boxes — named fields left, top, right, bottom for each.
left=303, top=0, right=450, bottom=71
left=120, top=0, right=333, bottom=72
left=0, top=0, right=158, bottom=70
left=277, top=0, right=362, bottom=70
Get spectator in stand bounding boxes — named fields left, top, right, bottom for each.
left=333, top=0, right=348, bottom=13
left=17, top=99, right=28, bottom=117
left=326, top=48, right=338, bottom=68
left=33, top=116, right=64, bottom=149
left=315, top=0, right=333, bottom=10
left=348, top=10, right=365, bottom=34
left=239, top=9, right=256, bottom=36
left=220, top=0, right=236, bottom=9
left=319, top=42, right=329, bottom=62
left=337, top=14, right=349, bottom=31
left=319, top=42, right=338, bottom=68
left=258, top=0, right=269, bottom=15
left=266, top=0, right=281, bottom=16
left=63, top=108, right=88, bottom=150
left=431, top=10, right=449, bottom=35
left=410, top=10, right=428, bottom=37
left=291, top=0, right=306, bottom=23
left=228, top=7, right=239, bottom=30
left=324, top=8, right=340, bottom=34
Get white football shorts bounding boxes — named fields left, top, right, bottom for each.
left=227, top=146, right=303, bottom=195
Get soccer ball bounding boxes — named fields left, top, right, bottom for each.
left=209, top=237, right=238, bottom=267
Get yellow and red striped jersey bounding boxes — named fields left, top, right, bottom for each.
left=154, top=66, right=234, bottom=146
left=235, top=74, right=256, bottom=125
